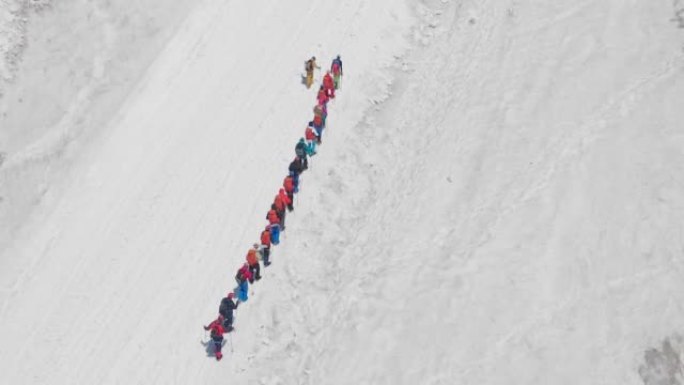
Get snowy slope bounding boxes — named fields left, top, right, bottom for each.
left=0, top=0, right=199, bottom=258
left=2, top=0, right=684, bottom=384
left=0, top=0, right=414, bottom=383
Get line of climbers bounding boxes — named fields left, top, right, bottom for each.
left=204, top=55, right=344, bottom=361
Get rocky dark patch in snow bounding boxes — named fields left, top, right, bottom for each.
left=673, top=0, right=684, bottom=28
left=639, top=335, right=684, bottom=385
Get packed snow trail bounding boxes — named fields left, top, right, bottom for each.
left=202, top=59, right=341, bottom=361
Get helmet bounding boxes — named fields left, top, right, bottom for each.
left=253, top=243, right=259, bottom=249
left=311, top=56, right=316, bottom=60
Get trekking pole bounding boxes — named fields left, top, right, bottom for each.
left=230, top=308, right=237, bottom=353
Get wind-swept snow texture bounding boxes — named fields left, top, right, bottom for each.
left=2, top=0, right=684, bottom=384
left=0, top=0, right=199, bottom=254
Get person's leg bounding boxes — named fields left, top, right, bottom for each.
left=222, top=314, right=233, bottom=329
left=291, top=173, right=299, bottom=193
left=213, top=337, right=223, bottom=359
left=279, top=209, right=286, bottom=229
left=272, top=227, right=280, bottom=244
left=263, top=246, right=270, bottom=266
left=255, top=263, right=261, bottom=280
left=238, top=281, right=248, bottom=302
left=241, top=281, right=249, bottom=301
left=287, top=192, right=294, bottom=211
left=249, top=265, right=256, bottom=283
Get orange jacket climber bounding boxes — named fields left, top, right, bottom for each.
left=261, top=228, right=271, bottom=247
left=246, top=248, right=259, bottom=266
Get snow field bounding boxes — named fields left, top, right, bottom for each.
left=0, top=0, right=415, bottom=383
left=0, top=0, right=199, bottom=259
left=255, top=1, right=684, bottom=384
left=1, top=0, right=684, bottom=384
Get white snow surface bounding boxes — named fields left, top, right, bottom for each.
left=1, top=0, right=684, bottom=384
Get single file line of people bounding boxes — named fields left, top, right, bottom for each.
left=203, top=55, right=343, bottom=361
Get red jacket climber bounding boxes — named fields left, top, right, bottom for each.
left=313, top=114, right=323, bottom=128
left=278, top=188, right=291, bottom=207
left=238, top=263, right=253, bottom=282
left=204, top=315, right=226, bottom=334
left=323, top=71, right=335, bottom=98
left=283, top=176, right=295, bottom=194
left=305, top=126, right=317, bottom=141
left=267, top=209, right=280, bottom=225
left=274, top=194, right=286, bottom=212
left=317, top=86, right=329, bottom=105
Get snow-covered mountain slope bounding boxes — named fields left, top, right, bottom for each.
left=2, top=0, right=684, bottom=384
left=0, top=0, right=413, bottom=383
left=266, top=2, right=684, bottom=384
left=0, top=0, right=199, bottom=256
